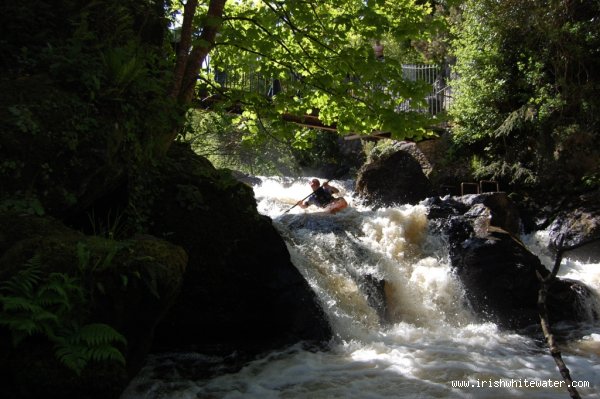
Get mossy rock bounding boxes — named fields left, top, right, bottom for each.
left=0, top=211, right=187, bottom=398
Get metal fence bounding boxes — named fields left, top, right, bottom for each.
left=205, top=64, right=452, bottom=116
left=398, top=64, right=453, bottom=115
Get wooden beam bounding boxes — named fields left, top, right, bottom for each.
left=194, top=96, right=339, bottom=131
left=279, top=113, right=337, bottom=131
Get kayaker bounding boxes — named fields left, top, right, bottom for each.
left=297, top=179, right=348, bottom=214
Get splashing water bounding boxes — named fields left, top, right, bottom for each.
left=122, top=177, right=600, bottom=399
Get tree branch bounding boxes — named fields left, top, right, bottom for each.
left=536, top=238, right=600, bottom=399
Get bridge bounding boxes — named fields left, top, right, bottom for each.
left=196, top=63, right=452, bottom=135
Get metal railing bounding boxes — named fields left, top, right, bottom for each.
left=397, top=64, right=453, bottom=115
left=203, top=64, right=452, bottom=116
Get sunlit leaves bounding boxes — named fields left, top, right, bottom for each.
left=205, top=0, right=438, bottom=140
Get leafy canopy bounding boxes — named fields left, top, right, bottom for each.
left=198, top=0, right=440, bottom=141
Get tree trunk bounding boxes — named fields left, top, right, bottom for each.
left=169, top=0, right=200, bottom=100
left=159, top=0, right=227, bottom=156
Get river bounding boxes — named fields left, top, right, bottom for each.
left=122, top=177, right=600, bottom=398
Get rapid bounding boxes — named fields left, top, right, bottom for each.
left=122, top=177, right=600, bottom=398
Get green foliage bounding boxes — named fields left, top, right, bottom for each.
left=291, top=129, right=364, bottom=174
left=582, top=172, right=600, bottom=189
left=203, top=0, right=440, bottom=141
left=470, top=157, right=537, bottom=186
left=54, top=323, right=126, bottom=374
left=364, top=139, right=400, bottom=163
left=0, top=255, right=127, bottom=375
left=183, top=110, right=301, bottom=175
left=86, top=209, right=126, bottom=240
left=7, top=105, right=41, bottom=135
left=0, top=196, right=45, bottom=216
left=184, top=109, right=363, bottom=176
left=76, top=241, right=127, bottom=275
left=449, top=0, right=600, bottom=189
left=1, top=0, right=180, bottom=214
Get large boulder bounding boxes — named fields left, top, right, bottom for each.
left=427, top=194, right=598, bottom=331
left=355, top=149, right=433, bottom=206
left=546, top=189, right=600, bottom=260
left=139, top=143, right=332, bottom=358
left=0, top=212, right=187, bottom=399
left=426, top=192, right=522, bottom=237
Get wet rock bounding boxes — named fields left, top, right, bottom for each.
left=425, top=192, right=521, bottom=237
left=449, top=226, right=596, bottom=329
left=423, top=195, right=469, bottom=222
left=428, top=194, right=598, bottom=331
left=546, top=189, right=600, bottom=258
left=359, top=274, right=388, bottom=324
left=355, top=149, right=433, bottom=206
left=461, top=192, right=522, bottom=236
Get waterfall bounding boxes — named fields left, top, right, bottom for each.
left=122, top=177, right=600, bottom=399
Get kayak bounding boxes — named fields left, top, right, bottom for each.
left=325, top=197, right=348, bottom=214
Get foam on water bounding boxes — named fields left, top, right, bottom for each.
left=122, top=177, right=600, bottom=399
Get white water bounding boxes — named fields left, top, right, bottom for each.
left=122, top=177, right=600, bottom=398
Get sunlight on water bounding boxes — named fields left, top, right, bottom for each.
left=122, top=177, right=600, bottom=399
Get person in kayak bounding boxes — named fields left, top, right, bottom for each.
left=297, top=178, right=348, bottom=214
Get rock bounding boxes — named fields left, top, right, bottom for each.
left=359, top=274, right=387, bottom=324
left=426, top=192, right=521, bottom=237
left=546, top=189, right=600, bottom=259
left=355, top=149, right=433, bottom=206
left=230, top=170, right=262, bottom=186
left=414, top=133, right=474, bottom=193
left=449, top=226, right=595, bottom=329
left=142, top=143, right=332, bottom=359
left=423, top=195, right=469, bottom=222
left=429, top=194, right=598, bottom=331
left=460, top=192, right=522, bottom=236
left=396, top=141, right=433, bottom=175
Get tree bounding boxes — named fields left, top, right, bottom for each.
left=449, top=0, right=600, bottom=189
left=0, top=0, right=444, bottom=218
left=164, top=0, right=441, bottom=156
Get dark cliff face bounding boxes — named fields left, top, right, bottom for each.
left=146, top=143, right=332, bottom=356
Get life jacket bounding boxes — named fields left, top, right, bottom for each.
left=310, top=187, right=334, bottom=207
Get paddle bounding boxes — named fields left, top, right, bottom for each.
left=282, top=179, right=331, bottom=215
left=282, top=168, right=349, bottom=215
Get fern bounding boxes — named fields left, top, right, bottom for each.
left=0, top=312, right=47, bottom=345
left=77, top=323, right=127, bottom=347
left=493, top=104, right=536, bottom=138
left=0, top=256, right=49, bottom=344
left=0, top=255, right=43, bottom=296
left=55, top=323, right=126, bottom=375
left=0, top=295, right=46, bottom=313
left=0, top=255, right=128, bottom=375
left=55, top=345, right=88, bottom=375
